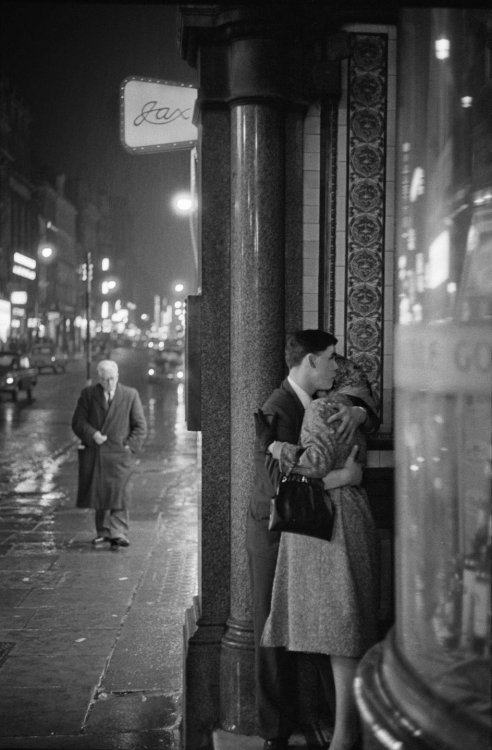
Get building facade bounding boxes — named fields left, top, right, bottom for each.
left=0, top=73, right=135, bottom=356
left=0, top=75, right=39, bottom=348
left=36, top=176, right=78, bottom=353
left=177, top=5, right=491, bottom=749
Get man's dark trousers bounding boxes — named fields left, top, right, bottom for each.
left=246, top=512, right=299, bottom=739
left=247, top=379, right=305, bottom=738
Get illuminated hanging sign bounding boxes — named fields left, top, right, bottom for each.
left=13, top=252, right=36, bottom=269
left=120, top=77, right=197, bottom=154
left=13, top=265, right=36, bottom=280
left=11, top=291, right=28, bottom=305
left=12, top=252, right=37, bottom=280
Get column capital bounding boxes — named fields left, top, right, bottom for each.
left=178, top=4, right=334, bottom=109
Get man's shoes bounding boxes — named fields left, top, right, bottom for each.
left=110, top=538, right=130, bottom=547
left=263, top=739, right=289, bottom=750
left=92, top=536, right=110, bottom=545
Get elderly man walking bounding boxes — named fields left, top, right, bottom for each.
left=71, top=359, right=147, bottom=548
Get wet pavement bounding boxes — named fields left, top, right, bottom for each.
left=0, top=361, right=201, bottom=749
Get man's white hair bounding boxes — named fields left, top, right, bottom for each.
left=97, top=359, right=119, bottom=376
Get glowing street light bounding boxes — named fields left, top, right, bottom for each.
left=39, top=245, right=54, bottom=260
left=102, top=279, right=117, bottom=295
left=171, top=171, right=199, bottom=291
left=171, top=192, right=194, bottom=215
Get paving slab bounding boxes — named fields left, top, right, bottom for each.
left=0, top=729, right=177, bottom=749
left=0, top=651, right=109, bottom=689
left=0, top=684, right=95, bottom=736
left=85, top=691, right=179, bottom=733
left=0, top=626, right=118, bottom=658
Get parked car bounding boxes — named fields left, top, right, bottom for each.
left=29, top=342, right=68, bottom=373
left=147, top=346, right=184, bottom=385
left=0, top=351, right=38, bottom=401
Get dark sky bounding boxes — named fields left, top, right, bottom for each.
left=0, top=1, right=199, bottom=315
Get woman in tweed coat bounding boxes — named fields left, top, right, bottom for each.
left=261, top=365, right=379, bottom=750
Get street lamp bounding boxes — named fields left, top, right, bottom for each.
left=39, top=245, right=54, bottom=261
left=170, top=177, right=199, bottom=291
left=77, top=251, right=93, bottom=385
left=102, top=279, right=117, bottom=295
left=171, top=192, right=194, bottom=215
left=36, top=242, right=56, bottom=341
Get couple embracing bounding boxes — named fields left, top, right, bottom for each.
left=248, top=329, right=380, bottom=750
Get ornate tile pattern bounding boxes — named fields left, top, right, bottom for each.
left=346, top=33, right=388, bottom=412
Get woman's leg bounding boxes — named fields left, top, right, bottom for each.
left=329, top=655, right=360, bottom=750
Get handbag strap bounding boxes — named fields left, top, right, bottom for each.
left=284, top=447, right=304, bottom=477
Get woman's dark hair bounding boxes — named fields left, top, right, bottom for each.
left=285, top=329, right=338, bottom=369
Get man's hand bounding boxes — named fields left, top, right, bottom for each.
left=254, top=410, right=278, bottom=454
left=327, top=404, right=367, bottom=443
left=93, top=430, right=107, bottom=446
left=322, top=445, right=362, bottom=490
left=342, top=444, right=362, bottom=485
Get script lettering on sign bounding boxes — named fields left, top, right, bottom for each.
left=120, top=77, right=197, bottom=153
left=133, top=101, right=193, bottom=127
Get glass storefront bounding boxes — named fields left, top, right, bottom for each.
left=356, top=8, right=491, bottom=749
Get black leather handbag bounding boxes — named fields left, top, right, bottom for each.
left=269, top=470, right=336, bottom=541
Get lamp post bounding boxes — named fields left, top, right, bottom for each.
left=36, top=241, right=56, bottom=341
left=79, top=251, right=93, bottom=385
left=86, top=251, right=92, bottom=384
left=171, top=178, right=199, bottom=292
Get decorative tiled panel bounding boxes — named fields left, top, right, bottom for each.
left=345, top=32, right=389, bottom=417
left=302, top=104, right=321, bottom=329
left=301, top=27, right=396, bottom=438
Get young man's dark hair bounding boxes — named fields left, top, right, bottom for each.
left=284, top=329, right=338, bottom=369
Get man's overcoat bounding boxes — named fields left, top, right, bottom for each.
left=71, top=382, right=147, bottom=510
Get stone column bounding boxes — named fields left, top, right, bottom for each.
left=221, top=99, right=287, bottom=732
left=178, top=6, right=312, bottom=743
left=180, top=34, right=233, bottom=749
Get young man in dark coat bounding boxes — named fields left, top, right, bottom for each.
left=248, top=330, right=380, bottom=748
left=71, top=359, right=147, bottom=548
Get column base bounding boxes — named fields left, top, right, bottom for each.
left=354, top=629, right=491, bottom=750
left=220, top=617, right=256, bottom=734
left=183, top=599, right=227, bottom=750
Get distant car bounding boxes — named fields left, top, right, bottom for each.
left=147, top=347, right=184, bottom=385
left=30, top=343, right=67, bottom=373
left=0, top=352, right=38, bottom=401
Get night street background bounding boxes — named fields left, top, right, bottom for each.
left=0, top=1, right=199, bottom=315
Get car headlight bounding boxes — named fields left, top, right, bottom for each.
left=148, top=368, right=155, bottom=376
left=6, top=376, right=14, bottom=385
left=177, top=370, right=184, bottom=380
